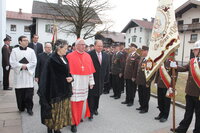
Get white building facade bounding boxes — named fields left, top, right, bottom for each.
left=175, top=0, right=200, bottom=63
left=35, top=18, right=95, bottom=45
left=121, top=19, right=153, bottom=48
left=6, top=14, right=32, bottom=46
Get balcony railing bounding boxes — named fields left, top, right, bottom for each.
left=178, top=23, right=200, bottom=32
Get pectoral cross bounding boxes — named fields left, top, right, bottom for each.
left=81, top=66, right=85, bottom=71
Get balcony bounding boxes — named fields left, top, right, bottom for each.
left=178, top=23, right=200, bottom=32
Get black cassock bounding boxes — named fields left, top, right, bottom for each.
left=88, top=50, right=110, bottom=115
left=35, top=52, right=51, bottom=83
left=37, top=52, right=72, bottom=125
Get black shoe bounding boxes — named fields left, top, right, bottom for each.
left=54, top=130, right=61, bottom=133
left=121, top=101, right=128, bottom=104
left=89, top=116, right=93, bottom=121
left=170, top=128, right=186, bottom=133
left=154, top=115, right=162, bottom=120
left=94, top=110, right=98, bottom=115
left=160, top=118, right=167, bottom=123
left=47, top=128, right=53, bottom=133
left=80, top=119, right=83, bottom=122
left=114, top=96, right=120, bottom=99
left=71, top=125, right=77, bottom=133
left=127, top=103, right=133, bottom=107
left=110, top=95, right=115, bottom=98
left=27, top=109, right=33, bottom=116
left=139, top=110, right=148, bottom=114
left=136, top=107, right=142, bottom=110
left=103, top=91, right=109, bottom=94
left=3, top=87, right=12, bottom=90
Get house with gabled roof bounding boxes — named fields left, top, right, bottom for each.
left=6, top=9, right=32, bottom=46
left=30, top=0, right=102, bottom=45
left=121, top=19, right=153, bottom=48
left=95, top=31, right=125, bottom=47
left=175, top=0, right=200, bottom=63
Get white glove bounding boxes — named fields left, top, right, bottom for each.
left=170, top=61, right=177, bottom=68
left=154, top=83, right=157, bottom=88
left=166, top=87, right=177, bottom=98
left=5, top=66, right=9, bottom=70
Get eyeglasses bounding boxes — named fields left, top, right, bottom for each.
left=78, top=44, right=86, bottom=46
left=22, top=40, right=29, bottom=42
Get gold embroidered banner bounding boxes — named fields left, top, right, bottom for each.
left=145, top=0, right=180, bottom=81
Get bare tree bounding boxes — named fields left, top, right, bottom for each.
left=45, top=0, right=112, bottom=39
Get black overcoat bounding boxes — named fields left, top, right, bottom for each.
left=38, top=52, right=72, bottom=124
left=88, top=50, right=110, bottom=96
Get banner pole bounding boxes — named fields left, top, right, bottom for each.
left=171, top=67, right=176, bottom=133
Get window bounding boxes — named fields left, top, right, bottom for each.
left=192, top=18, right=199, bottom=24
left=10, top=24, right=16, bottom=31
left=132, top=36, right=137, bottom=42
left=45, top=24, right=53, bottom=33
left=128, top=29, right=131, bottom=34
left=24, top=26, right=30, bottom=32
left=178, top=20, right=184, bottom=25
left=139, top=37, right=142, bottom=43
left=140, top=27, right=142, bottom=32
left=134, top=28, right=136, bottom=33
left=128, top=38, right=130, bottom=43
left=190, top=34, right=198, bottom=42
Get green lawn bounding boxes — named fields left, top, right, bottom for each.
left=151, top=73, right=188, bottom=104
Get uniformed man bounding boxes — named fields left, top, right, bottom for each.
left=171, top=41, right=200, bottom=133
left=103, top=46, right=113, bottom=94
left=154, top=53, right=178, bottom=122
left=134, top=46, right=154, bottom=113
left=119, top=43, right=127, bottom=93
left=110, top=44, right=125, bottom=99
left=1, top=37, right=12, bottom=90
left=122, top=43, right=140, bottom=106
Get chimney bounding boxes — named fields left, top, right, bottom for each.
left=143, top=18, right=148, bottom=21
left=58, top=0, right=62, bottom=6
left=19, top=8, right=22, bottom=14
left=151, top=17, right=155, bottom=23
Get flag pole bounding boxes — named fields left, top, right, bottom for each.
left=171, top=67, right=176, bottom=133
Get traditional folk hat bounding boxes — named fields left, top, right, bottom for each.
left=3, top=37, right=11, bottom=42
left=142, top=45, right=149, bottom=51
left=129, top=43, right=138, bottom=48
left=193, top=40, right=200, bottom=49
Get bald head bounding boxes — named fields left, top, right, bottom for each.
left=94, top=40, right=103, bottom=53
left=44, top=43, right=52, bottom=54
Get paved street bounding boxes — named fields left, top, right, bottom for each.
left=21, top=85, right=195, bottom=133
left=0, top=82, right=195, bottom=133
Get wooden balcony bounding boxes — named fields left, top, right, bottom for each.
left=178, top=23, right=200, bottom=32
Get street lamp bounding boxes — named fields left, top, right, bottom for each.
left=181, top=25, right=188, bottom=66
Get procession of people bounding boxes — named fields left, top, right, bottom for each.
left=1, top=34, right=200, bottom=133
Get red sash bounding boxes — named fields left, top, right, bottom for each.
left=159, top=65, right=171, bottom=89
left=190, top=58, right=200, bottom=88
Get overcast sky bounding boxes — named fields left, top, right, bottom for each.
left=6, top=0, right=189, bottom=32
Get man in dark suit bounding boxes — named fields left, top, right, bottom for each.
left=1, top=37, right=12, bottom=90
left=110, top=44, right=125, bottom=99
left=28, top=34, right=43, bottom=57
left=88, top=40, right=110, bottom=120
left=35, top=43, right=52, bottom=84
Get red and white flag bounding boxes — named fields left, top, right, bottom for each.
left=145, top=0, right=180, bottom=81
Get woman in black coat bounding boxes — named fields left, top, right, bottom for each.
left=38, top=39, right=73, bottom=133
